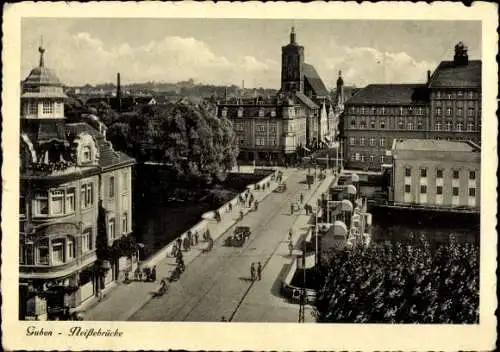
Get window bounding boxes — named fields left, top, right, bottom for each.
left=420, top=168, right=427, bottom=178
left=122, top=213, right=128, bottom=234
left=468, top=91, right=474, bottom=99
left=52, top=239, right=65, bottom=264
left=436, top=186, right=443, bottom=195
left=42, top=100, right=53, bottom=114
left=67, top=238, right=75, bottom=259
left=436, top=169, right=443, bottom=178
left=407, top=122, right=413, bottom=130
left=38, top=241, right=49, bottom=265
left=452, top=187, right=459, bottom=196
left=380, top=107, right=385, bottom=115
left=20, top=196, right=26, bottom=217
left=457, top=108, right=463, bottom=117
left=239, top=137, right=245, bottom=145
left=360, top=137, right=366, bottom=146
left=122, top=171, right=129, bottom=191
left=256, top=124, right=266, bottom=132
left=82, top=146, right=92, bottom=162
left=399, top=107, right=404, bottom=115
left=380, top=155, right=385, bottom=164
left=379, top=137, right=385, bottom=147
left=108, top=219, right=115, bottom=241
left=446, top=107, right=452, bottom=116
left=405, top=185, right=411, bottom=193
left=417, top=107, right=423, bottom=116
left=271, top=109, right=276, bottom=117
left=417, top=120, right=423, bottom=130
left=435, top=122, right=441, bottom=131
left=108, top=176, right=115, bottom=198
left=360, top=120, right=367, bottom=129
left=360, top=107, right=366, bottom=115
left=269, top=137, right=277, bottom=146
left=66, top=188, right=75, bottom=213
left=221, top=108, right=227, bottom=118
left=457, top=100, right=464, bottom=107
left=453, top=170, right=460, bottom=179
left=350, top=118, right=356, bottom=127
left=420, top=185, right=427, bottom=194
left=436, top=91, right=441, bottom=99
left=405, top=168, right=411, bottom=177
left=398, top=120, right=404, bottom=129
left=469, top=171, right=476, bottom=180
left=469, top=188, right=476, bottom=197
left=370, top=121, right=375, bottom=129
left=446, top=121, right=452, bottom=131
left=360, top=154, right=365, bottom=162
left=456, top=122, right=463, bottom=132
left=34, top=192, right=48, bottom=216
left=370, top=155, right=375, bottom=162
left=467, top=122, right=474, bottom=131
left=81, top=183, right=93, bottom=209
left=256, top=137, right=265, bottom=146
left=457, top=90, right=463, bottom=97
left=349, top=137, right=356, bottom=145
left=436, top=107, right=442, bottom=116
left=355, top=153, right=360, bottom=161
left=369, top=137, right=375, bottom=146
left=468, top=108, right=475, bottom=117
left=82, top=228, right=92, bottom=252
left=27, top=101, right=38, bottom=115
left=50, top=190, right=64, bottom=215
left=237, top=108, right=243, bottom=117
left=258, top=108, right=265, bottom=117
left=269, top=124, right=277, bottom=133
left=380, top=120, right=386, bottom=129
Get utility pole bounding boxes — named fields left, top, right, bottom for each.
left=298, top=240, right=306, bottom=323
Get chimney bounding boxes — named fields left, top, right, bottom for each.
left=453, top=41, right=469, bottom=66
left=427, top=70, right=431, bottom=83
left=117, top=73, right=122, bottom=113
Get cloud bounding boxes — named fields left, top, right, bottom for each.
left=22, top=30, right=436, bottom=89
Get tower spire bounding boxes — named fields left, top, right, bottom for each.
left=290, top=26, right=296, bottom=44
left=38, top=36, right=45, bottom=67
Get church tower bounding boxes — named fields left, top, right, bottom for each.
left=335, top=70, right=345, bottom=109
left=281, top=27, right=304, bottom=93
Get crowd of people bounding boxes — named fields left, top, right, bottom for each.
left=316, top=235, right=479, bottom=324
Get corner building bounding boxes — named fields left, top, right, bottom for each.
left=19, top=46, right=135, bottom=320
left=391, top=139, right=480, bottom=210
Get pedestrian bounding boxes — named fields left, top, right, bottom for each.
left=250, top=263, right=256, bottom=281
left=134, top=266, right=140, bottom=281
left=138, top=267, right=143, bottom=281
left=288, top=241, right=294, bottom=257
left=257, top=262, right=262, bottom=280
left=177, top=237, right=182, bottom=251
left=221, top=316, right=227, bottom=322
left=288, top=230, right=293, bottom=242
left=151, top=266, right=157, bottom=282
left=187, top=231, right=192, bottom=246
left=194, top=231, right=199, bottom=245
left=290, top=203, right=294, bottom=215
left=300, top=193, right=304, bottom=204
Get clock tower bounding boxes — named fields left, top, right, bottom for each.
left=281, top=27, right=304, bottom=93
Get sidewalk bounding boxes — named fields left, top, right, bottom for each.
left=82, top=168, right=293, bottom=321
left=232, top=173, right=336, bottom=322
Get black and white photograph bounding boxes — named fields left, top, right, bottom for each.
left=2, top=2, right=497, bottom=351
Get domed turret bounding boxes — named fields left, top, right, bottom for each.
left=21, top=45, right=67, bottom=119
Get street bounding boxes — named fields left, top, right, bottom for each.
left=129, top=169, right=315, bottom=321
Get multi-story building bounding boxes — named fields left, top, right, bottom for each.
left=390, top=139, right=480, bottom=210
left=427, top=42, right=482, bottom=144
left=19, top=46, right=135, bottom=320
left=217, top=95, right=308, bottom=164
left=343, top=84, right=429, bottom=170
left=343, top=41, right=481, bottom=170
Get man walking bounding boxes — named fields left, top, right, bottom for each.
left=257, top=262, right=262, bottom=281
left=288, top=241, right=294, bottom=257
left=290, top=202, right=294, bottom=215
left=300, top=192, right=304, bottom=204
left=250, top=263, right=256, bottom=281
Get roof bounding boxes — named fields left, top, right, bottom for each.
left=295, top=91, right=319, bottom=109
left=21, top=91, right=68, bottom=99
left=345, top=84, right=429, bottom=105
left=393, top=139, right=480, bottom=153
left=66, top=122, right=135, bottom=168
left=22, top=119, right=68, bottom=145
left=23, top=66, right=63, bottom=88
left=303, top=63, right=329, bottom=97
left=428, top=60, right=481, bottom=89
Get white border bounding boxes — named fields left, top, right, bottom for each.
left=2, top=2, right=498, bottom=351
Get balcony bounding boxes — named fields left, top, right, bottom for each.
left=20, top=250, right=97, bottom=280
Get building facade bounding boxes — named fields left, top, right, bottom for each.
left=19, top=46, right=135, bottom=320
left=343, top=42, right=481, bottom=171
left=391, top=139, right=480, bottom=210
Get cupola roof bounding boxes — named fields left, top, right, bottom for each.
left=23, top=45, right=63, bottom=90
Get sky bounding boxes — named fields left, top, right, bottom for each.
left=21, top=18, right=481, bottom=89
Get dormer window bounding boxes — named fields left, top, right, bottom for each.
left=27, top=101, right=38, bottom=116
left=258, top=108, right=265, bottom=117
left=237, top=108, right=243, bottom=117
left=221, top=108, right=228, bottom=118
left=271, top=109, right=276, bottom=117
left=82, top=146, right=92, bottom=162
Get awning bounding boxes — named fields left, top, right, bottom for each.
left=346, top=184, right=357, bottom=195
left=351, top=173, right=360, bottom=183
left=333, top=220, right=348, bottom=236
left=341, top=199, right=353, bottom=212
left=296, top=254, right=317, bottom=269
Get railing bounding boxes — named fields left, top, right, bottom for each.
left=20, top=250, right=96, bottom=276
left=376, top=200, right=480, bottom=213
